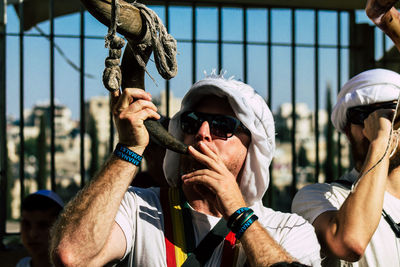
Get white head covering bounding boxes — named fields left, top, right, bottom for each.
left=163, top=74, right=275, bottom=206
left=331, top=68, right=400, bottom=133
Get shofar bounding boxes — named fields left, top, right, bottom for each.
left=81, top=0, right=188, bottom=154
left=366, top=0, right=400, bottom=130
left=366, top=0, right=400, bottom=52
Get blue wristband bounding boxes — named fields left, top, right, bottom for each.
left=114, top=143, right=143, bottom=166
left=227, top=207, right=250, bottom=229
left=235, top=214, right=258, bottom=239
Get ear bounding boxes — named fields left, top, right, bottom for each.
left=343, top=123, right=352, bottom=139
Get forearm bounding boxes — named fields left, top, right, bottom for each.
left=240, top=221, right=293, bottom=267
left=327, top=140, right=389, bottom=258
left=51, top=153, right=142, bottom=266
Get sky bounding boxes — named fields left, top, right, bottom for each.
left=4, top=3, right=393, bottom=120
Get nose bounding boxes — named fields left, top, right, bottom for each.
left=195, top=121, right=212, bottom=142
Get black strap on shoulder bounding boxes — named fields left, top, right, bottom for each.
left=331, top=179, right=353, bottom=189
left=181, top=218, right=231, bottom=267
left=332, top=180, right=400, bottom=238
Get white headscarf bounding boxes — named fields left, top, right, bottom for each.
left=163, top=74, right=275, bottom=206
left=331, top=68, right=400, bottom=133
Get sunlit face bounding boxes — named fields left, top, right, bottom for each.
left=347, top=102, right=400, bottom=172
left=20, top=209, right=58, bottom=258
left=179, top=96, right=251, bottom=180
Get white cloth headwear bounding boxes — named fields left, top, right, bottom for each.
left=163, top=74, right=275, bottom=206
left=331, top=68, right=400, bottom=133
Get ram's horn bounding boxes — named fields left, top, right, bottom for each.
left=82, top=0, right=188, bottom=154
left=366, top=0, right=400, bottom=52
left=81, top=0, right=144, bottom=42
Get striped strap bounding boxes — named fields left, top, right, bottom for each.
left=161, top=187, right=239, bottom=267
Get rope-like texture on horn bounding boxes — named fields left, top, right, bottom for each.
left=130, top=1, right=178, bottom=80
left=103, top=0, right=126, bottom=92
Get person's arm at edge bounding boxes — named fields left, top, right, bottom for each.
left=312, top=111, right=391, bottom=261
left=50, top=88, right=159, bottom=267
left=240, top=221, right=295, bottom=267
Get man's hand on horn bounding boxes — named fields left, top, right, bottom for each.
left=110, top=88, right=160, bottom=152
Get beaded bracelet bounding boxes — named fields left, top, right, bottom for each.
left=235, top=214, right=258, bottom=239
left=113, top=143, right=143, bottom=166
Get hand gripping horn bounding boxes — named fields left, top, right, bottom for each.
left=366, top=0, right=400, bottom=131
left=81, top=0, right=188, bottom=154
left=366, top=0, right=400, bottom=52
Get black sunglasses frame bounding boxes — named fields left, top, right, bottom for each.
left=346, top=102, right=398, bottom=125
left=180, top=111, right=250, bottom=139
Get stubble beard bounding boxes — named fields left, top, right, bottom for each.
left=350, top=133, right=400, bottom=173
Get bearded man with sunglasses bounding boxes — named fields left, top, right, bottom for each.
left=292, top=68, right=400, bottom=267
left=51, top=74, right=321, bottom=267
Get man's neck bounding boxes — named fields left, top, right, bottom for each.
left=31, top=254, right=53, bottom=267
left=387, top=168, right=400, bottom=199
left=182, top=184, right=222, bottom=217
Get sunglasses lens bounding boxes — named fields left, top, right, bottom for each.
left=181, top=111, right=241, bottom=138
left=181, top=112, right=201, bottom=134
left=210, top=116, right=237, bottom=138
left=347, top=103, right=398, bottom=125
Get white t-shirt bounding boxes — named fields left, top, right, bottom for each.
left=292, top=169, right=400, bottom=267
left=115, top=186, right=321, bottom=267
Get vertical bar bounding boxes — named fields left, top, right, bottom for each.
left=165, top=2, right=170, bottom=117
left=266, top=7, right=273, bottom=207
left=80, top=7, right=86, bottom=187
left=267, top=8, right=272, bottom=107
left=382, top=31, right=386, bottom=68
left=218, top=5, right=222, bottom=71
left=337, top=11, right=343, bottom=177
left=192, top=3, right=196, bottom=84
left=50, top=0, right=56, bottom=191
left=243, top=7, right=247, bottom=83
left=109, top=110, right=114, bottom=154
left=314, top=10, right=320, bottom=183
left=0, top=0, right=7, bottom=247
left=19, top=0, right=25, bottom=204
left=290, top=8, right=297, bottom=196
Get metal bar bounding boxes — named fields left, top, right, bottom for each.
left=266, top=7, right=273, bottom=207
left=4, top=31, right=351, bottom=49
left=18, top=0, right=25, bottom=204
left=290, top=8, right=297, bottom=196
left=50, top=0, right=56, bottom=191
left=165, top=1, right=171, bottom=118
left=337, top=11, right=343, bottom=177
left=267, top=8, right=272, bottom=108
left=382, top=31, right=386, bottom=68
left=218, top=5, right=222, bottom=71
left=314, top=10, right=320, bottom=183
left=0, top=0, right=7, bottom=247
left=192, top=3, right=196, bottom=84
left=80, top=8, right=86, bottom=188
left=166, top=2, right=170, bottom=117
left=243, top=6, right=247, bottom=83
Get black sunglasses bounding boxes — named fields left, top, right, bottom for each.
left=346, top=102, right=398, bottom=125
left=180, top=111, right=250, bottom=139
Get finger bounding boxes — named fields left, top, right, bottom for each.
left=122, top=99, right=159, bottom=115
left=182, top=171, right=219, bottom=192
left=110, top=89, right=121, bottom=109
left=188, top=143, right=221, bottom=169
left=119, top=107, right=161, bottom=123
left=114, top=88, right=152, bottom=115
